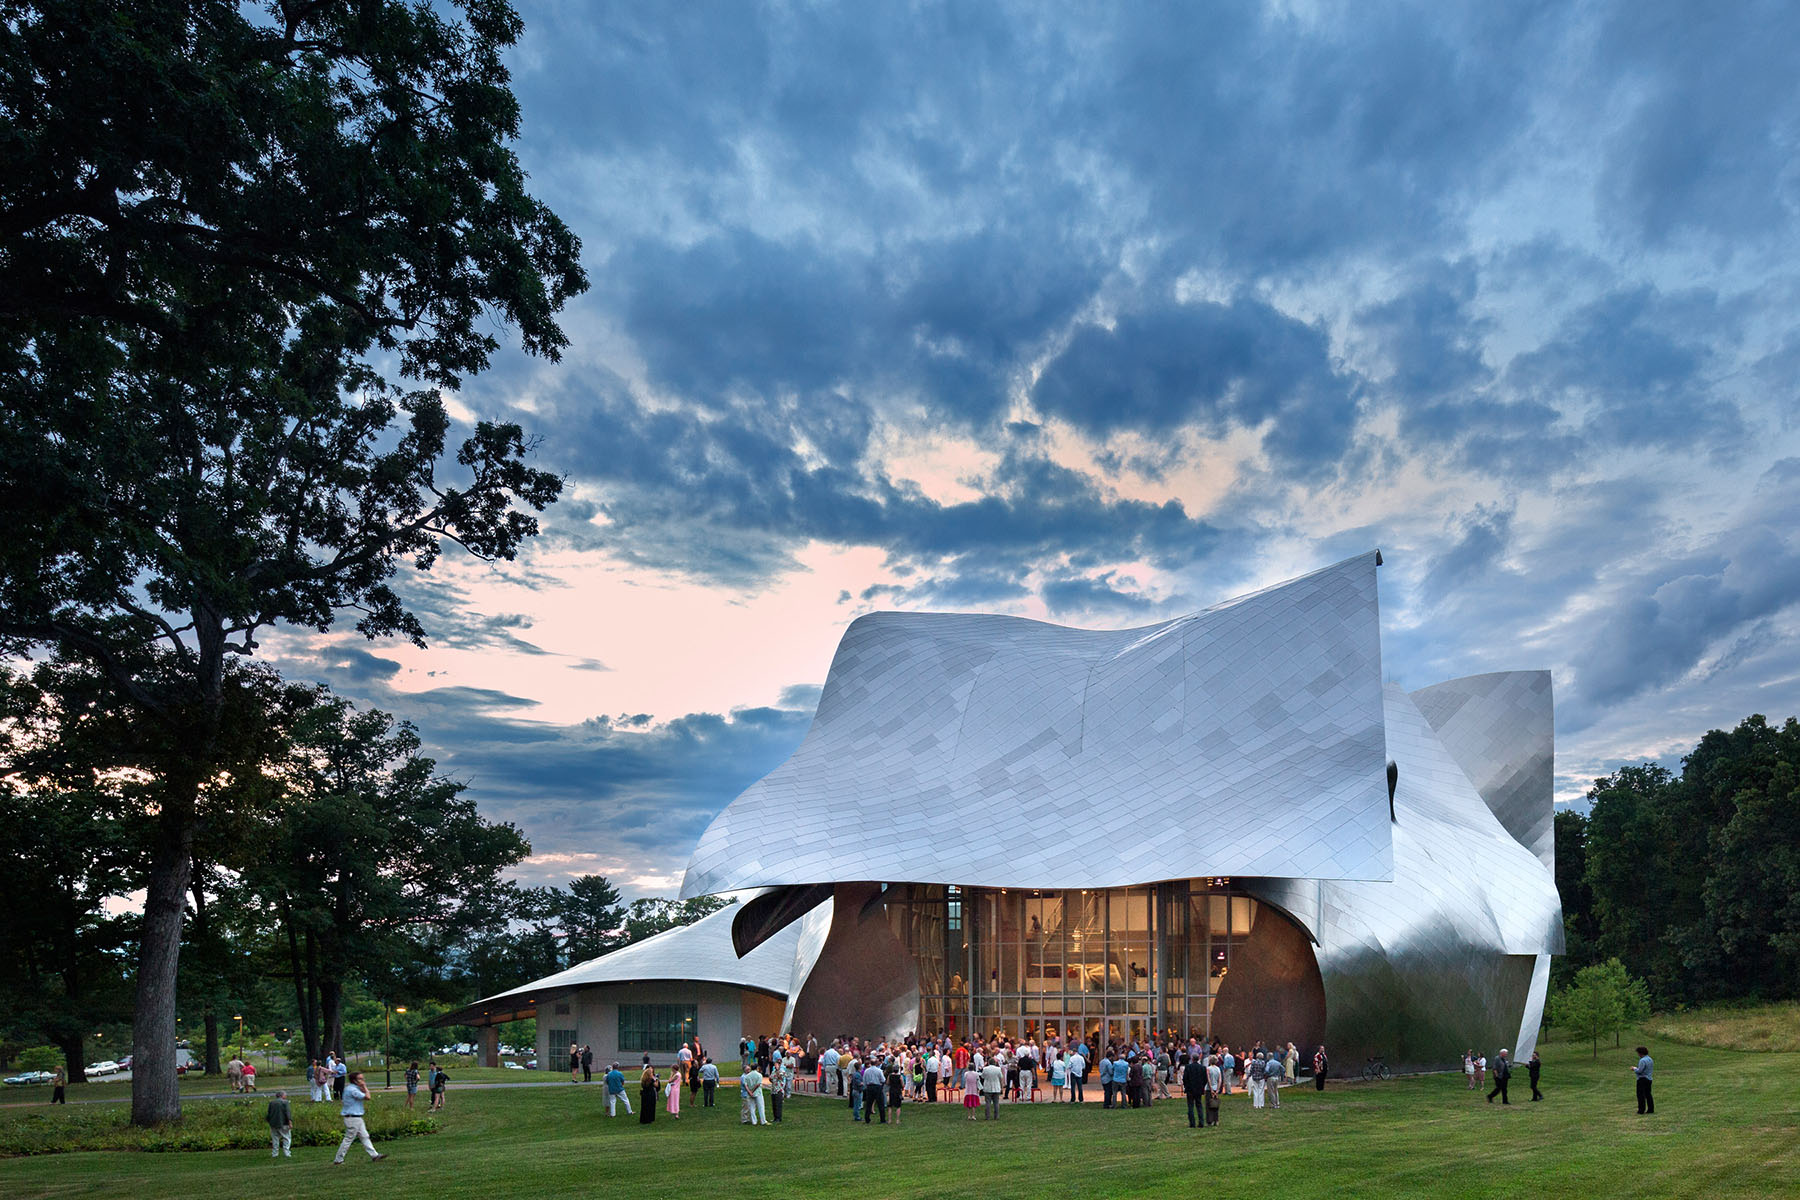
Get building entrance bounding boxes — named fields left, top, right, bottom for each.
left=882, top=880, right=1325, bottom=1047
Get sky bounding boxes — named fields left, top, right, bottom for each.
left=264, top=0, right=1800, bottom=898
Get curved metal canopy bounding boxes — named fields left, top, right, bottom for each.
left=682, top=551, right=1392, bottom=899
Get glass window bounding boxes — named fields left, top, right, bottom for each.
left=617, top=1004, right=695, bottom=1054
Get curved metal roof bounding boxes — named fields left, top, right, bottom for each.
left=434, top=901, right=804, bottom=1026
left=682, top=551, right=1393, bottom=898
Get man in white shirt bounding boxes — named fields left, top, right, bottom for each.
left=332, top=1072, right=386, bottom=1164
left=925, top=1050, right=940, bottom=1102
left=821, top=1043, right=840, bottom=1095
left=1066, top=1049, right=1087, bottom=1103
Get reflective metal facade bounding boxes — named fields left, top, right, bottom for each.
left=678, top=552, right=1562, bottom=1070
left=682, top=551, right=1392, bottom=899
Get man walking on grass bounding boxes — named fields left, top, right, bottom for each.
left=333, top=1072, right=386, bottom=1164
left=1487, top=1049, right=1512, bottom=1105
left=266, top=1090, right=293, bottom=1159
left=604, top=1063, right=631, bottom=1117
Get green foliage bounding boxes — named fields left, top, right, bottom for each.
left=16, top=1047, right=62, bottom=1073
left=0, top=0, right=581, bottom=1124
left=1551, top=958, right=1649, bottom=1058
left=241, top=693, right=529, bottom=1060
left=0, top=1096, right=434, bottom=1157
left=621, top=895, right=733, bottom=947
left=1565, top=715, right=1800, bottom=1007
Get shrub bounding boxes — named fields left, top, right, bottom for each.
left=15, top=1047, right=62, bottom=1074
left=0, top=1096, right=436, bottom=1157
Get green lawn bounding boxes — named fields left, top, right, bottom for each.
left=1, top=1035, right=1796, bottom=1199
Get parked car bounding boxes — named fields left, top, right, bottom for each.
left=118, top=1055, right=134, bottom=1071
left=503, top=1060, right=525, bottom=1070
left=87, top=1060, right=121, bottom=1077
left=4, top=1070, right=55, bottom=1086
left=525, top=1059, right=538, bottom=1070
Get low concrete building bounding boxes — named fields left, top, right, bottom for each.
left=433, top=904, right=797, bottom=1069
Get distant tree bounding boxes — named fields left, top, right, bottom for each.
left=0, top=0, right=583, bottom=1125
left=456, top=884, right=568, bottom=998
left=1552, top=808, right=1596, bottom=986
left=1552, top=958, right=1646, bottom=1058
left=620, top=895, right=733, bottom=948
left=556, top=875, right=626, bottom=964
left=1698, top=730, right=1800, bottom=997
left=1583, top=764, right=1678, bottom=993
left=245, top=694, right=529, bottom=1061
left=0, top=667, right=156, bottom=1082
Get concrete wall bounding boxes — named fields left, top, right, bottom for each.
left=533, top=980, right=776, bottom=1071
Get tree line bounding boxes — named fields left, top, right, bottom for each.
left=1554, top=713, right=1800, bottom=1006
left=0, top=657, right=726, bottom=1082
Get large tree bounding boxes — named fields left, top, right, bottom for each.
left=0, top=0, right=585, bottom=1124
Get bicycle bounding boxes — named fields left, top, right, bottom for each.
left=1361, top=1055, right=1391, bottom=1081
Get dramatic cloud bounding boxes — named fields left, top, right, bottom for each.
left=268, top=1, right=1800, bottom=886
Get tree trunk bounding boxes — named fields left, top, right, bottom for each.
left=190, top=878, right=222, bottom=1075
left=305, top=929, right=323, bottom=1062
left=321, top=977, right=344, bottom=1059
left=283, top=896, right=320, bottom=1064
left=203, top=1003, right=221, bottom=1075
left=130, top=824, right=194, bottom=1125
left=57, top=1032, right=87, bottom=1086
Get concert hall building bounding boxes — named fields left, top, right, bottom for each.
left=449, top=552, right=1562, bottom=1072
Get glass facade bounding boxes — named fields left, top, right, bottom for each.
left=884, top=880, right=1286, bottom=1043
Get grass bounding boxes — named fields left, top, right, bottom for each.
left=1642, top=1001, right=1800, bottom=1053
left=0, top=1033, right=1795, bottom=1199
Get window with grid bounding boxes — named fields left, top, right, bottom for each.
left=617, top=1004, right=695, bottom=1054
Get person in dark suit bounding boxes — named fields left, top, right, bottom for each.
left=1527, top=1050, right=1542, bottom=1101
left=1181, top=1054, right=1208, bottom=1129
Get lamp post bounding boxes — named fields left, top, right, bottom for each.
left=385, top=1004, right=406, bottom=1089
left=233, top=1014, right=245, bottom=1059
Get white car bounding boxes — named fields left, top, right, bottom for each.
left=87, top=1060, right=121, bottom=1077
left=503, top=1061, right=525, bottom=1070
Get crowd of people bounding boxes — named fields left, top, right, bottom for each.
left=574, top=1030, right=1334, bottom=1129
left=252, top=1028, right=1628, bottom=1166
left=800, top=1031, right=1325, bottom=1127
